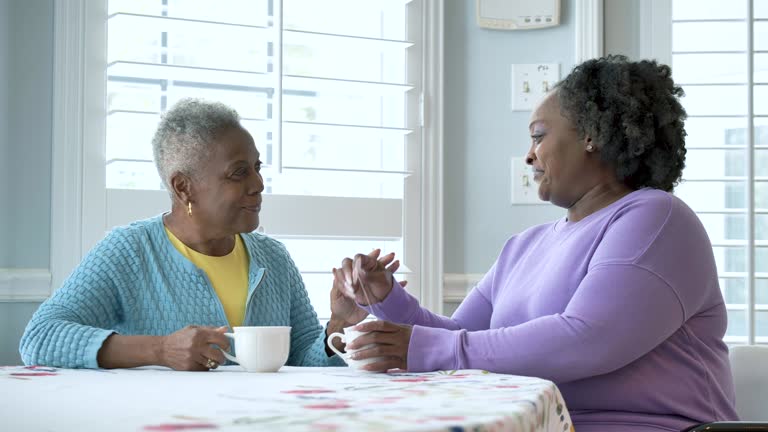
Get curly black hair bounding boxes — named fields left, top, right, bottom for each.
left=555, top=55, right=687, bottom=192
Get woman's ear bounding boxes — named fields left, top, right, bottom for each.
left=169, top=172, right=193, bottom=204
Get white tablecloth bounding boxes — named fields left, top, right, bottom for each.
left=0, top=365, right=573, bottom=432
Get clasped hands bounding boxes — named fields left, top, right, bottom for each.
left=148, top=250, right=412, bottom=372
left=329, top=249, right=413, bottom=372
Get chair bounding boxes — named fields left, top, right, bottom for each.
left=730, top=345, right=768, bottom=421
left=682, top=345, right=768, bottom=431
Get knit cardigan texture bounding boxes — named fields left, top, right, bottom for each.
left=20, top=215, right=343, bottom=368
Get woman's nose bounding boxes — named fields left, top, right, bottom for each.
left=251, top=172, right=265, bottom=194
left=525, top=146, right=536, bottom=165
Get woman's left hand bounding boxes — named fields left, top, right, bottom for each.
left=345, top=320, right=413, bottom=372
left=329, top=250, right=406, bottom=326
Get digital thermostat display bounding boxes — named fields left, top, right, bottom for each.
left=477, top=0, right=561, bottom=30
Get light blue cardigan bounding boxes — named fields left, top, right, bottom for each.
left=20, top=215, right=344, bottom=368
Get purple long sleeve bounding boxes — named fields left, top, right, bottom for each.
left=365, top=272, right=493, bottom=332
left=368, top=188, right=737, bottom=431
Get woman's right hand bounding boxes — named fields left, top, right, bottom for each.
left=338, top=249, right=401, bottom=306
left=159, top=325, right=230, bottom=371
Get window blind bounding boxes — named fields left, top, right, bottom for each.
left=671, top=0, right=768, bottom=343
left=101, top=0, right=424, bottom=320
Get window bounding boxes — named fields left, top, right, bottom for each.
left=64, top=0, right=441, bottom=321
left=666, top=0, right=768, bottom=343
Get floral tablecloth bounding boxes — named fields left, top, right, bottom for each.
left=0, top=365, right=573, bottom=432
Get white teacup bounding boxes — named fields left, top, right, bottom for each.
left=220, top=326, right=291, bottom=372
left=327, top=325, right=386, bottom=371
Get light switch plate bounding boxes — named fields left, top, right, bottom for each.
left=511, top=63, right=559, bottom=111
left=510, top=157, right=544, bottom=205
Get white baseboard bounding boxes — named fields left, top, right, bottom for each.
left=443, top=273, right=483, bottom=303
left=2, top=269, right=480, bottom=304
left=0, top=269, right=51, bottom=302
left=0, top=268, right=483, bottom=303
left=0, top=269, right=482, bottom=304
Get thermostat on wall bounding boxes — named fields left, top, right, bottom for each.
left=477, top=0, right=560, bottom=30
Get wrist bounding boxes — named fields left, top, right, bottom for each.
left=153, top=336, right=167, bottom=367
left=327, top=316, right=351, bottom=334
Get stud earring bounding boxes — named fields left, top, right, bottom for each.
left=187, top=202, right=192, bottom=216
left=586, top=144, right=595, bottom=152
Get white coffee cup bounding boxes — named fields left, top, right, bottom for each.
left=327, top=325, right=386, bottom=371
left=220, top=326, right=291, bottom=372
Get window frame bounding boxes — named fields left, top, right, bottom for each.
left=49, top=0, right=445, bottom=313
left=642, top=0, right=764, bottom=344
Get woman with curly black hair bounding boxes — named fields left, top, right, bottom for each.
left=334, top=56, right=738, bottom=431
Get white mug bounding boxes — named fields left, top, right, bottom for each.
left=327, top=325, right=386, bottom=371
left=220, top=326, right=291, bottom=372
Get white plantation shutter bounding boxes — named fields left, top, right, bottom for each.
left=668, top=0, right=768, bottom=343
left=82, top=0, right=427, bottom=321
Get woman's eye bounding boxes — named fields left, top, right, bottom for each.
left=532, top=134, right=544, bottom=144
left=232, top=168, right=247, bottom=177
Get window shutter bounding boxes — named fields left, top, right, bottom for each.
left=671, top=0, right=768, bottom=343
left=103, top=0, right=424, bottom=321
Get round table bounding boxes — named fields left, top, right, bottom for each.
left=1, top=365, right=573, bottom=431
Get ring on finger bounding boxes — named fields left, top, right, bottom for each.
left=205, top=358, right=218, bottom=369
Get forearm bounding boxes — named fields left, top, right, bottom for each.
left=20, top=241, right=127, bottom=369
left=364, top=280, right=475, bottom=331
left=409, top=315, right=598, bottom=380
left=97, top=334, right=165, bottom=369
left=409, top=265, right=684, bottom=381
left=20, top=305, right=116, bottom=369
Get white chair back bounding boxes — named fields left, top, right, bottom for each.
left=730, top=345, right=768, bottom=421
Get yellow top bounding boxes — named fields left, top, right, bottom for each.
left=165, top=227, right=249, bottom=327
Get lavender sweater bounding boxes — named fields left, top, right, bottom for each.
left=367, top=189, right=738, bottom=431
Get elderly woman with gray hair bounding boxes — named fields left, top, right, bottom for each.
left=20, top=98, right=386, bottom=371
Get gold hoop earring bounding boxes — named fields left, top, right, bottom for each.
left=187, top=202, right=192, bottom=217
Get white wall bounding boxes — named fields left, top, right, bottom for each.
left=5, top=0, right=53, bottom=269
left=0, top=303, right=39, bottom=365
left=0, top=0, right=10, bottom=267
left=442, top=0, right=573, bottom=275
left=0, top=0, right=53, bottom=366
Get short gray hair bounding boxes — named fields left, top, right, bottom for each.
left=152, top=98, right=241, bottom=191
